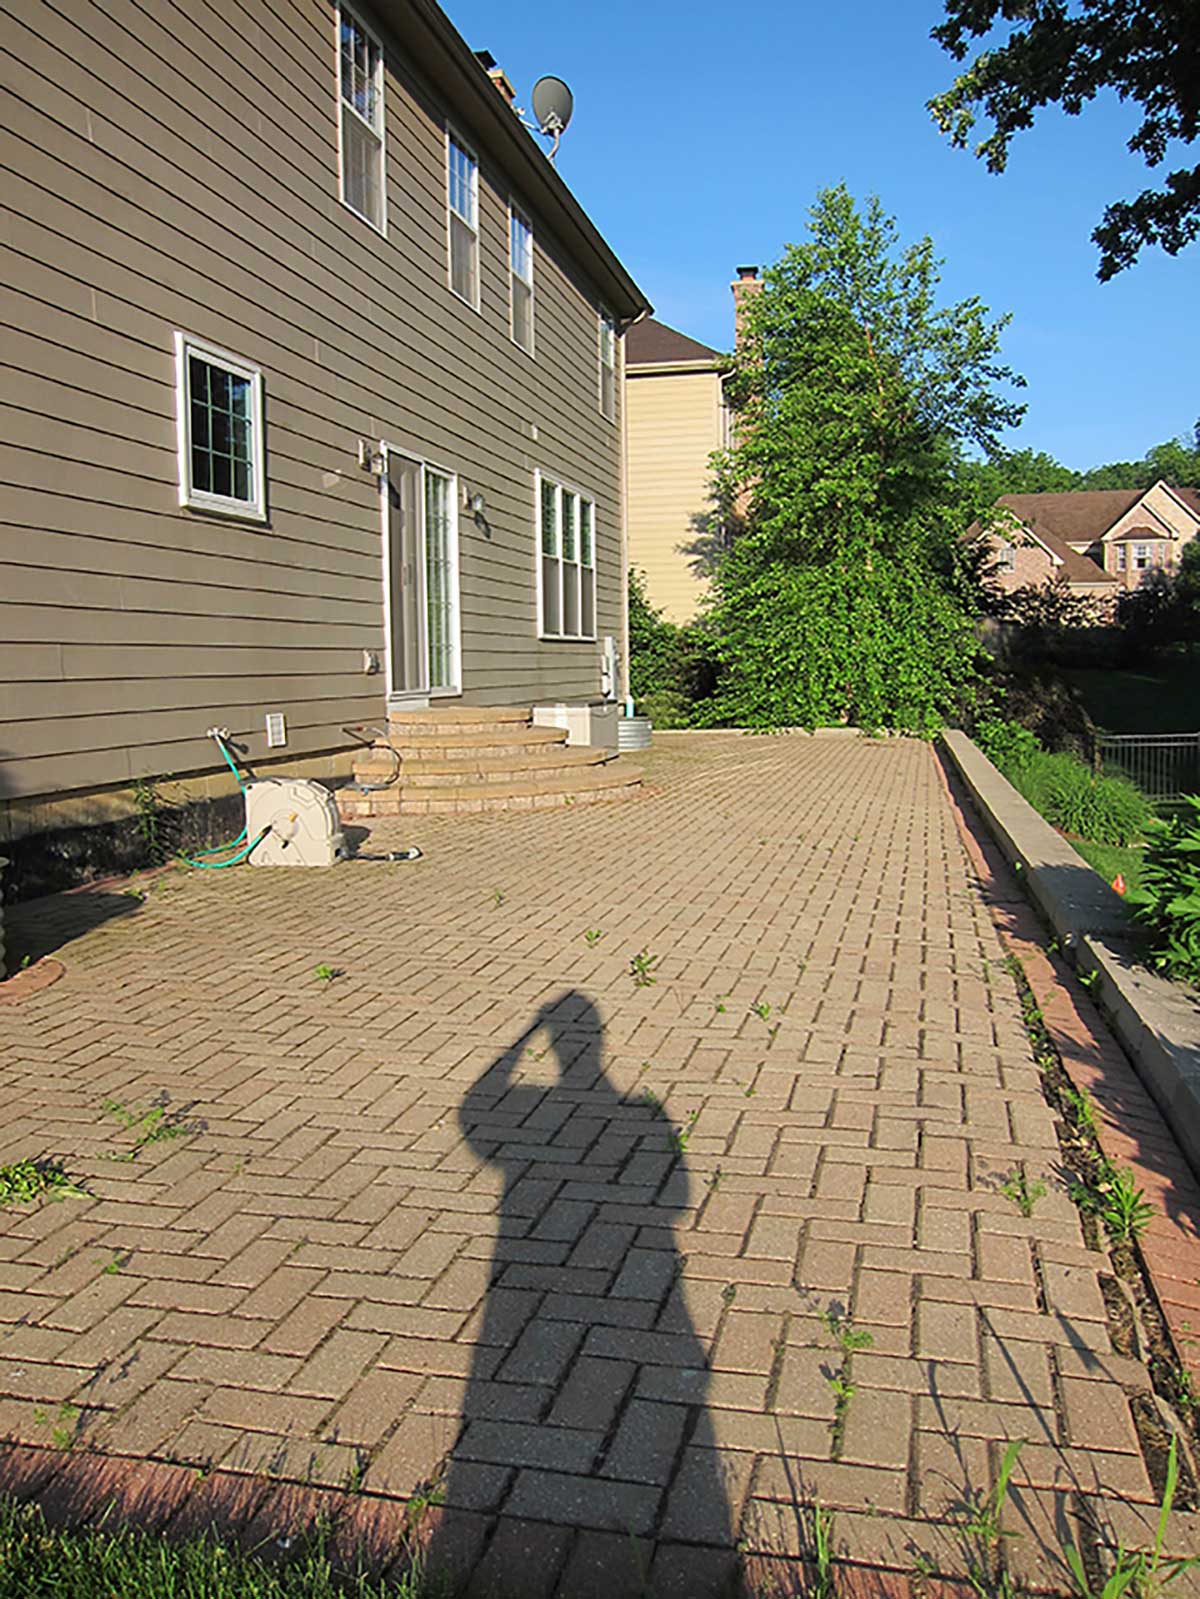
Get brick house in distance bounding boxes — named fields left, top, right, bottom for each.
left=989, top=482, right=1200, bottom=603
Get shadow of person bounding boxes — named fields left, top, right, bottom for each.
left=421, top=990, right=735, bottom=1597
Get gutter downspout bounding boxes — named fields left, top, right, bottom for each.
left=618, top=310, right=648, bottom=709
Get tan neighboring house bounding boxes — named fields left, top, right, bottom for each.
left=1, top=0, right=651, bottom=844
left=990, top=482, right=1200, bottom=601
left=624, top=318, right=729, bottom=624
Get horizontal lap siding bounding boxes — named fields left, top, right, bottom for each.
left=0, top=0, right=624, bottom=803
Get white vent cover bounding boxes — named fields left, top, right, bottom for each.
left=265, top=712, right=287, bottom=748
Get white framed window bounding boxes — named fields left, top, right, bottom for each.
left=424, top=468, right=460, bottom=693
left=1116, top=543, right=1127, bottom=572
left=447, top=130, right=479, bottom=309
left=537, top=471, right=596, bottom=641
left=1134, top=543, right=1150, bottom=570
left=599, top=309, right=616, bottom=421
left=174, top=333, right=265, bottom=520
left=995, top=540, right=1016, bottom=573
left=510, top=204, right=534, bottom=355
left=337, top=5, right=385, bottom=233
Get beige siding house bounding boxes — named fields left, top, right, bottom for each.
left=625, top=319, right=727, bottom=624
left=989, top=482, right=1200, bottom=602
left=1, top=0, right=649, bottom=840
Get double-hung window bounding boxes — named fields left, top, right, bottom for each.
left=1134, top=543, right=1150, bottom=570
left=448, top=132, right=479, bottom=308
left=174, top=333, right=265, bottom=520
left=510, top=205, right=534, bottom=354
left=337, top=6, right=385, bottom=232
left=599, top=309, right=616, bottom=421
left=1116, top=544, right=1127, bottom=573
left=537, top=472, right=596, bottom=640
left=995, top=540, right=1016, bottom=573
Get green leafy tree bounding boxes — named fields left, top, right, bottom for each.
left=705, top=185, right=1025, bottom=733
left=628, top=567, right=682, bottom=702
left=930, top=1, right=1200, bottom=280
left=958, top=447, right=1080, bottom=499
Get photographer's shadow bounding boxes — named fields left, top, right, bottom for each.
left=423, top=991, right=735, bottom=1596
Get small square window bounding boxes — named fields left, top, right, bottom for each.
left=537, top=472, right=596, bottom=641
left=510, top=205, right=534, bottom=354
left=337, top=6, right=385, bottom=232
left=448, top=132, right=479, bottom=309
left=174, top=334, right=265, bottom=520
left=599, top=309, right=616, bottom=421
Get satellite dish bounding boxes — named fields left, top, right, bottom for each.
left=530, top=76, right=573, bottom=160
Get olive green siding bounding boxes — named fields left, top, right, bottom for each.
left=0, top=0, right=627, bottom=811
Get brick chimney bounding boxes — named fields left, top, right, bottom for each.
left=731, top=265, right=761, bottom=349
left=473, top=49, right=517, bottom=108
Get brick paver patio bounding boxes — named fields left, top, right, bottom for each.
left=1, top=731, right=1197, bottom=1595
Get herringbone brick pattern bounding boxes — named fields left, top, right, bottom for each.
left=1, top=732, right=1196, bottom=1596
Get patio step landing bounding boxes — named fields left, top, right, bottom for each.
left=337, top=706, right=642, bottom=817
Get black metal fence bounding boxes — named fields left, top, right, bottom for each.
left=1095, top=733, right=1200, bottom=802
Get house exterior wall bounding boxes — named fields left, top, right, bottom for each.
left=0, top=0, right=628, bottom=822
left=989, top=534, right=1058, bottom=594
left=1090, top=484, right=1200, bottom=592
left=626, top=367, right=725, bottom=624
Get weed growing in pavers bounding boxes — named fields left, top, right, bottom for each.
left=721, top=1283, right=738, bottom=1306
left=1100, top=1167, right=1157, bottom=1244
left=312, top=963, right=342, bottom=983
left=1066, top=1434, right=1198, bottom=1599
left=32, top=1402, right=80, bottom=1452
left=1065, top=1084, right=1101, bottom=1139
left=403, top=1482, right=444, bottom=1534
left=583, top=928, right=604, bottom=946
left=714, top=996, right=728, bottom=1013
left=491, top=887, right=505, bottom=907
left=820, top=1306, right=875, bottom=1358
left=671, top=1109, right=700, bottom=1155
left=809, top=1502, right=836, bottom=1599
left=1000, top=1168, right=1048, bottom=1219
left=0, top=1159, right=86, bottom=1206
left=639, top=1088, right=663, bottom=1113
left=99, top=1254, right=126, bottom=1276
left=629, top=948, right=659, bottom=987
left=103, top=1098, right=190, bottom=1162
left=1079, top=967, right=1101, bottom=995
left=820, top=1307, right=873, bottom=1449
left=750, top=999, right=772, bottom=1021
left=708, top=1166, right=723, bottom=1192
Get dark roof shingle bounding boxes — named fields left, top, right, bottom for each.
left=625, top=317, right=722, bottom=366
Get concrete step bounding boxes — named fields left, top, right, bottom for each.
left=336, top=762, right=643, bottom=818
left=352, top=747, right=612, bottom=790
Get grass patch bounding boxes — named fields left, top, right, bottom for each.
left=1062, top=662, right=1200, bottom=735
left=0, top=1160, right=86, bottom=1207
left=1070, top=839, right=1146, bottom=896
left=0, top=1494, right=428, bottom=1598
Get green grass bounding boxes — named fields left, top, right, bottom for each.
left=0, top=1495, right=428, bottom=1598
left=1062, top=662, right=1200, bottom=734
left=1070, top=838, right=1147, bottom=896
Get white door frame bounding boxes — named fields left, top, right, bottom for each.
left=379, top=441, right=463, bottom=707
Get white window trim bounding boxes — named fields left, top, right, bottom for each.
left=995, top=539, right=1016, bottom=573
left=335, top=3, right=387, bottom=236
left=379, top=443, right=463, bottom=700
left=446, top=124, right=481, bottom=312
left=508, top=199, right=535, bottom=357
left=173, top=332, right=266, bottom=522
left=598, top=308, right=617, bottom=422
left=535, top=469, right=597, bottom=642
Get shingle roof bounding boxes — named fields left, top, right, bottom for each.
left=625, top=317, right=722, bottom=366
left=998, top=489, right=1142, bottom=546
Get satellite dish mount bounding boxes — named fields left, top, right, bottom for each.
left=524, top=76, right=574, bottom=162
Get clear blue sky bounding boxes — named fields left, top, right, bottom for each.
left=448, top=0, right=1198, bottom=471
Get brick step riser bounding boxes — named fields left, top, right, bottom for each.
left=356, top=736, right=568, bottom=765
left=353, top=759, right=611, bottom=791
left=338, top=781, right=642, bottom=817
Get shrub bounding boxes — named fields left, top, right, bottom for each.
left=1133, top=796, right=1200, bottom=985
left=977, top=720, right=1151, bottom=846
left=974, top=716, right=1041, bottom=772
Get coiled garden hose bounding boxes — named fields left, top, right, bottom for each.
left=179, top=731, right=256, bottom=868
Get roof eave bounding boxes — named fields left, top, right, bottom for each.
left=626, top=358, right=725, bottom=376
left=391, top=0, right=652, bottom=324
